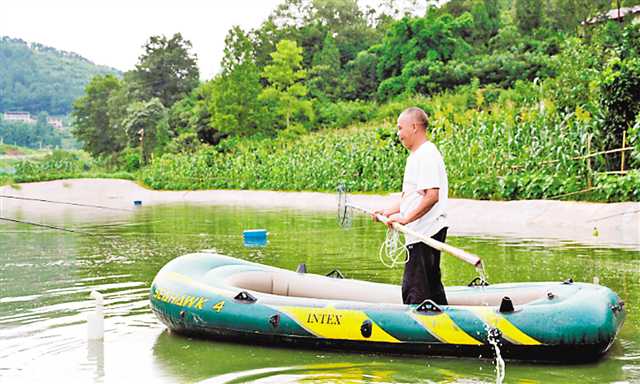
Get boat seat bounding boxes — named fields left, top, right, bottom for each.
left=224, top=271, right=550, bottom=306
left=225, top=270, right=402, bottom=304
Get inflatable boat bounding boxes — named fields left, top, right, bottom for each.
left=149, top=251, right=625, bottom=362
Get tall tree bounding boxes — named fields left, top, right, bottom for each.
left=259, top=40, right=314, bottom=132
left=376, top=11, right=472, bottom=80
left=600, top=57, right=640, bottom=150
left=308, top=34, right=342, bottom=100
left=254, top=0, right=378, bottom=68
left=167, top=83, right=221, bottom=145
left=221, top=26, right=256, bottom=75
left=472, top=0, right=501, bottom=42
left=122, top=98, right=168, bottom=164
left=128, top=33, right=199, bottom=108
left=546, top=0, right=609, bottom=32
left=515, top=0, right=543, bottom=34
left=209, top=63, right=263, bottom=136
left=342, top=50, right=379, bottom=100
left=208, top=25, right=264, bottom=137
left=311, top=0, right=376, bottom=64
left=71, top=75, right=125, bottom=156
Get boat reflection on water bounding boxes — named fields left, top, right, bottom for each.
left=151, top=328, right=629, bottom=384
left=151, top=329, right=491, bottom=383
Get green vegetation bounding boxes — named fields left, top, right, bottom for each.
left=20, top=0, right=640, bottom=202
left=0, top=143, right=35, bottom=156
left=0, top=36, right=120, bottom=115
left=0, top=112, right=66, bottom=149
left=2, top=150, right=133, bottom=185
left=139, top=89, right=640, bottom=202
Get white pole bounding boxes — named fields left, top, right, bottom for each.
left=87, top=290, right=104, bottom=340
left=347, top=202, right=482, bottom=267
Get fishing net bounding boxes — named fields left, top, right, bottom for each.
left=336, top=184, right=353, bottom=228
left=337, top=184, right=408, bottom=268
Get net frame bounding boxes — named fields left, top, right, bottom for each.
left=337, top=184, right=352, bottom=228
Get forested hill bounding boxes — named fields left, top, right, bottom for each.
left=0, top=36, right=120, bottom=115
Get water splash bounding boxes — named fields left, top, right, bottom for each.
left=487, top=328, right=506, bottom=384
left=473, top=261, right=504, bottom=383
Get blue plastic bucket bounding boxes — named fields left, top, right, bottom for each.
left=243, top=229, right=268, bottom=247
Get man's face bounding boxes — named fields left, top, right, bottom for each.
left=396, top=116, right=413, bottom=149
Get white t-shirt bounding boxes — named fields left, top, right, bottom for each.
left=400, top=141, right=448, bottom=245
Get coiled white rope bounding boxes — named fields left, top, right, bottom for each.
left=378, top=227, right=409, bottom=268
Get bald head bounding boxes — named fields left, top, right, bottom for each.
left=398, top=107, right=428, bottom=130
left=396, top=106, right=429, bottom=151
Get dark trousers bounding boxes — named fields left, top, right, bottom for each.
left=402, top=227, right=448, bottom=305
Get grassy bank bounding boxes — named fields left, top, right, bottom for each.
left=138, top=127, right=639, bottom=202
left=6, top=91, right=640, bottom=202
left=1, top=150, right=134, bottom=186
left=135, top=88, right=640, bottom=202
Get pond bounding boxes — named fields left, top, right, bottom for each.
left=1, top=204, right=638, bottom=383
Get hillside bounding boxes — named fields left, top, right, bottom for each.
left=0, top=36, right=120, bottom=115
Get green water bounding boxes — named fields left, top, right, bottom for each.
left=0, top=204, right=638, bottom=383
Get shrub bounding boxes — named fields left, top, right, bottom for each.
left=315, top=101, right=376, bottom=129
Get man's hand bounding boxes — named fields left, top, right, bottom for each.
left=371, top=208, right=394, bottom=222
left=386, top=213, right=409, bottom=228
left=371, top=199, right=401, bottom=222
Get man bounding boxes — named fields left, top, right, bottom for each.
left=374, top=107, right=449, bottom=305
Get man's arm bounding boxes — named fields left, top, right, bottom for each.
left=388, top=188, right=439, bottom=226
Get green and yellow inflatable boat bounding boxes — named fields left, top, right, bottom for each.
left=150, top=251, right=625, bottom=362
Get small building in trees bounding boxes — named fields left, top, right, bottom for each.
left=47, top=117, right=64, bottom=130
left=3, top=112, right=65, bottom=129
left=582, top=5, right=640, bottom=25
left=3, top=111, right=36, bottom=124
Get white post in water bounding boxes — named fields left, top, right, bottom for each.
left=87, top=290, right=104, bottom=340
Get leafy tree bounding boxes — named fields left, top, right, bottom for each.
left=543, top=38, right=600, bottom=111
left=311, top=0, right=377, bottom=64
left=122, top=98, right=168, bottom=164
left=546, top=0, right=609, bottom=32
left=210, top=62, right=263, bottom=136
left=251, top=18, right=291, bottom=71
left=205, top=26, right=265, bottom=138
left=440, top=0, right=474, bottom=16
left=600, top=57, right=640, bottom=149
left=259, top=40, right=314, bottom=133
left=515, top=0, right=542, bottom=34
left=376, top=12, right=472, bottom=81
left=253, top=0, right=378, bottom=71
left=167, top=85, right=221, bottom=145
left=221, top=26, right=256, bottom=75
left=375, top=11, right=473, bottom=99
left=470, top=0, right=501, bottom=44
left=621, top=23, right=640, bottom=60
left=342, top=49, right=379, bottom=100
left=71, top=75, right=125, bottom=156
left=308, top=34, right=342, bottom=100
left=128, top=33, right=199, bottom=108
